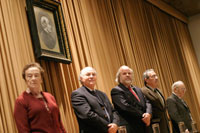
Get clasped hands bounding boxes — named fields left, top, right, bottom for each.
left=108, top=123, right=118, bottom=133
left=142, top=113, right=151, bottom=126
left=107, top=113, right=151, bottom=133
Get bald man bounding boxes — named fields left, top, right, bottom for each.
left=166, top=81, right=193, bottom=133
left=71, top=67, right=119, bottom=133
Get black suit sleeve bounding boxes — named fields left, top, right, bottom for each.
left=71, top=91, right=109, bottom=132
left=111, top=88, right=143, bottom=119
left=112, top=109, right=120, bottom=125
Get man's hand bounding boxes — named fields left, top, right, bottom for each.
left=142, top=113, right=151, bottom=126
left=185, top=129, right=189, bottom=133
left=108, top=123, right=118, bottom=133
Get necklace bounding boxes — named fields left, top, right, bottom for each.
left=42, top=97, right=50, bottom=112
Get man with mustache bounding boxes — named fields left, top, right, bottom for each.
left=111, top=66, right=152, bottom=133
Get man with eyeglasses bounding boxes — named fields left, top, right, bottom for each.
left=141, top=69, right=170, bottom=133
left=166, top=81, right=192, bottom=133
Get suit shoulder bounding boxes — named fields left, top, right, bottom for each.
left=134, top=86, right=142, bottom=91
left=71, top=87, right=84, bottom=97
left=111, top=86, right=122, bottom=93
left=141, top=86, right=147, bottom=90
left=96, top=90, right=109, bottom=99
left=96, top=89, right=105, bottom=94
left=166, top=95, right=175, bottom=102
left=141, top=86, right=149, bottom=93
left=167, top=94, right=176, bottom=99
left=166, top=96, right=178, bottom=106
left=112, top=85, right=123, bottom=91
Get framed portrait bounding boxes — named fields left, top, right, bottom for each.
left=26, top=0, right=71, bottom=64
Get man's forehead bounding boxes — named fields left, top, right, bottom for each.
left=120, top=66, right=132, bottom=72
left=121, top=69, right=132, bottom=73
left=147, top=71, right=155, bottom=75
left=81, top=68, right=96, bottom=75
left=178, top=84, right=185, bottom=88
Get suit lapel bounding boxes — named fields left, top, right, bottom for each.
left=133, top=86, right=146, bottom=106
left=119, top=84, right=144, bottom=107
left=155, top=88, right=166, bottom=106
left=144, top=86, right=165, bottom=109
left=95, top=90, right=106, bottom=106
left=144, top=86, right=158, bottom=100
left=172, top=94, right=189, bottom=110
left=82, top=86, right=104, bottom=106
left=119, top=84, right=138, bottom=102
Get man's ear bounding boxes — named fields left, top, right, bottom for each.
left=174, top=88, right=178, bottom=93
left=79, top=77, right=82, bottom=80
left=80, top=76, right=83, bottom=82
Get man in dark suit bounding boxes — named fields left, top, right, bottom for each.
left=111, top=65, right=152, bottom=133
left=166, top=81, right=193, bottom=133
left=71, top=67, right=119, bottom=133
left=141, top=69, right=170, bottom=133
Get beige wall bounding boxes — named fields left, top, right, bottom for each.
left=188, top=14, right=200, bottom=66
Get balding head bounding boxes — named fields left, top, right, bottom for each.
left=115, top=65, right=133, bottom=88
left=79, top=67, right=97, bottom=89
left=172, top=81, right=186, bottom=98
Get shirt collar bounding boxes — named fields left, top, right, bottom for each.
left=173, top=92, right=182, bottom=99
left=146, top=85, right=157, bottom=92
left=119, top=83, right=132, bottom=89
left=26, top=88, right=42, bottom=95
left=84, top=86, right=96, bottom=92
left=26, top=88, right=31, bottom=93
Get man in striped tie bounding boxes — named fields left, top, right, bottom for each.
left=111, top=65, right=152, bottom=133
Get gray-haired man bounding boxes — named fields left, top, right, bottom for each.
left=141, top=69, right=170, bottom=133
left=166, top=81, right=192, bottom=133
left=111, top=66, right=152, bottom=133
left=71, top=67, right=119, bottom=133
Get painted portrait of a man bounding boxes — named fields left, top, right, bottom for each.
left=34, top=6, right=60, bottom=53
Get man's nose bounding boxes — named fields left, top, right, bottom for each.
left=89, top=75, right=94, bottom=78
left=31, top=76, right=37, bottom=80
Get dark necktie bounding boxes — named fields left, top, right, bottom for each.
left=129, top=87, right=140, bottom=102
left=154, top=88, right=165, bottom=107
left=180, top=99, right=187, bottom=107
left=92, top=91, right=111, bottom=122
left=180, top=99, right=193, bottom=120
